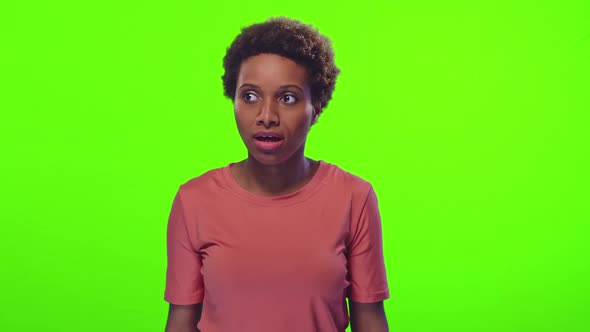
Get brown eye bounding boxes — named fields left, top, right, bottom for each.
left=281, top=94, right=298, bottom=104
left=243, top=92, right=259, bottom=102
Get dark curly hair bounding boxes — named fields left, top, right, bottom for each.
left=222, top=16, right=340, bottom=116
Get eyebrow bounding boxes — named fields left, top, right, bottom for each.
left=238, top=83, right=304, bottom=93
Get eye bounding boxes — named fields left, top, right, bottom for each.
left=243, top=92, right=259, bottom=102
left=281, top=94, right=298, bottom=104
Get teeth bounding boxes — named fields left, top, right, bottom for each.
left=256, top=135, right=281, bottom=142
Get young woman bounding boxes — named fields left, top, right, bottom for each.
left=164, top=17, right=389, bottom=332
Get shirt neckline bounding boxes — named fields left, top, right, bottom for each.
left=221, top=160, right=329, bottom=206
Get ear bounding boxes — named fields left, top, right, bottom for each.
left=311, top=103, right=321, bottom=125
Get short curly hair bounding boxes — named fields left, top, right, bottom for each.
left=222, top=16, right=340, bottom=115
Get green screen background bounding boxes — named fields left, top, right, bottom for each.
left=1, top=1, right=588, bottom=331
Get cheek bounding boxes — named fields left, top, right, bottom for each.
left=234, top=103, right=255, bottom=120
left=233, top=112, right=248, bottom=133
left=234, top=110, right=257, bottom=139
left=291, top=115, right=313, bottom=136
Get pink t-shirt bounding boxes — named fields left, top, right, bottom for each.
left=164, top=160, right=389, bottom=331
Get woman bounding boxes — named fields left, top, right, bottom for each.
left=164, top=17, right=389, bottom=332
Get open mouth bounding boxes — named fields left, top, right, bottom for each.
left=255, top=136, right=283, bottom=142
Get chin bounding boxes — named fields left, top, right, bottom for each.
left=250, top=154, right=288, bottom=166
left=247, top=148, right=291, bottom=165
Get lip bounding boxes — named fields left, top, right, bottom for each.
left=254, top=138, right=284, bottom=153
left=253, top=131, right=284, bottom=139
left=252, top=131, right=284, bottom=153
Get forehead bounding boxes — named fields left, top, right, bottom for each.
left=237, top=53, right=309, bottom=88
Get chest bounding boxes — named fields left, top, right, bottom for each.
left=191, top=201, right=352, bottom=297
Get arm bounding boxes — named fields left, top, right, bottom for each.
left=349, top=301, right=389, bottom=332
left=347, top=185, right=390, bottom=331
left=165, top=303, right=202, bottom=332
left=164, top=190, right=204, bottom=331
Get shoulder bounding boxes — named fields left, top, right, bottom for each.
left=322, top=161, right=374, bottom=198
left=176, top=165, right=227, bottom=198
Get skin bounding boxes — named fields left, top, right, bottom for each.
left=230, top=53, right=321, bottom=196
left=165, top=304, right=201, bottom=332
left=349, top=301, right=389, bottom=332
left=166, top=53, right=388, bottom=332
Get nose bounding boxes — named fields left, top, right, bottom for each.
left=256, top=99, right=280, bottom=127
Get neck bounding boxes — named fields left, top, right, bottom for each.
left=238, top=152, right=318, bottom=196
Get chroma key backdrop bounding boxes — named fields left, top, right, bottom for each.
left=1, top=1, right=588, bottom=331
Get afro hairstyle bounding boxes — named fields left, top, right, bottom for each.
left=221, top=16, right=340, bottom=117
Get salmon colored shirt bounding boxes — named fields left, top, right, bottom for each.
left=164, top=160, right=389, bottom=331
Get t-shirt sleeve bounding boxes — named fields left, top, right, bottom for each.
left=164, top=188, right=204, bottom=304
left=346, top=185, right=390, bottom=303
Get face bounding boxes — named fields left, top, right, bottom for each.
left=233, top=53, right=319, bottom=166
